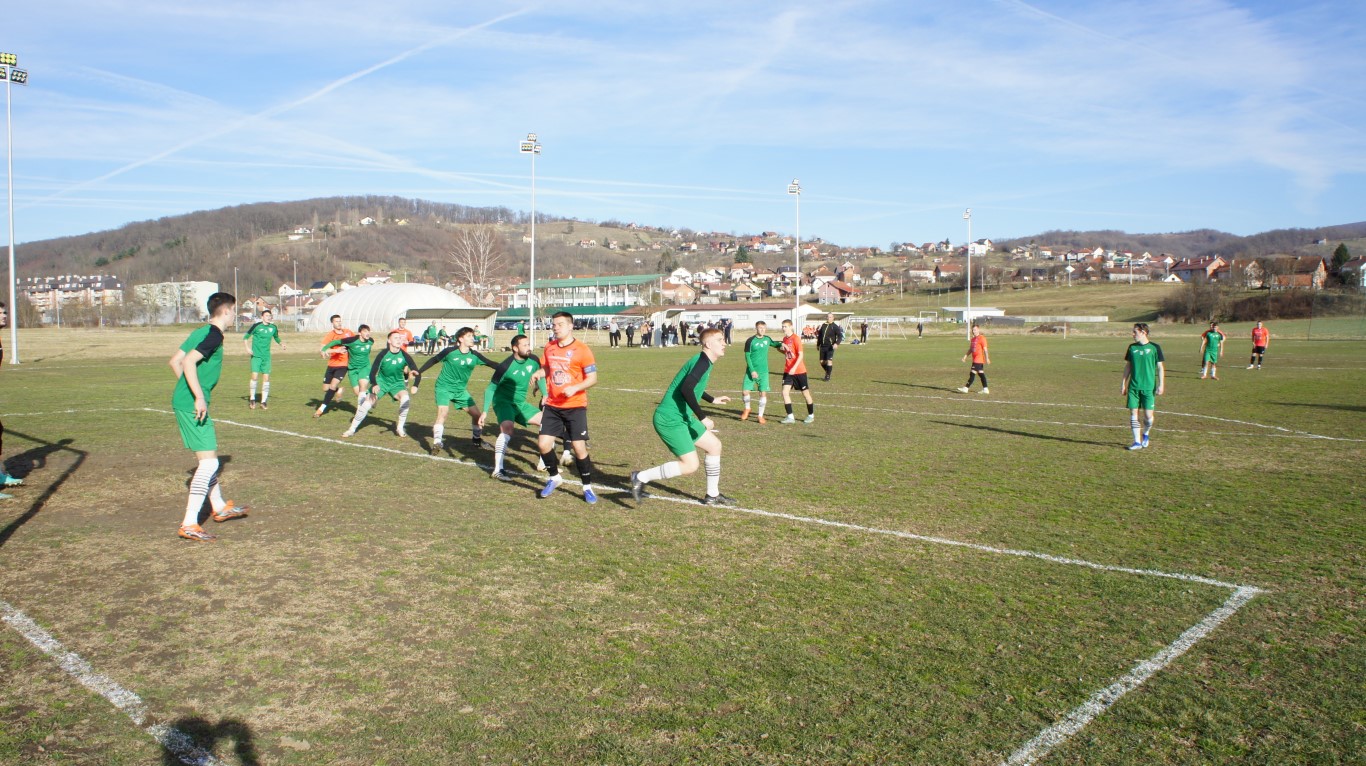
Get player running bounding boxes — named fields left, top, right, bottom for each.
left=957, top=324, right=990, bottom=394
left=739, top=321, right=782, bottom=423
left=1122, top=323, right=1166, bottom=450
left=169, top=292, right=249, bottom=542
left=315, top=314, right=355, bottom=417
left=416, top=326, right=499, bottom=453
left=778, top=319, right=815, bottom=424
left=537, top=311, right=600, bottom=503
left=1199, top=321, right=1226, bottom=380
left=321, top=325, right=377, bottom=400
left=342, top=331, right=422, bottom=438
left=243, top=308, right=286, bottom=410
left=631, top=327, right=735, bottom=506
left=1248, top=321, right=1269, bottom=369
left=481, top=334, right=548, bottom=480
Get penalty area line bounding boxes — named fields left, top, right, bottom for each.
left=0, top=598, right=227, bottom=766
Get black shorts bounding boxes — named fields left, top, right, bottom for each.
left=540, top=405, right=590, bottom=442
left=783, top=373, right=810, bottom=391
left=819, top=345, right=837, bottom=363
left=323, top=365, right=348, bottom=384
left=970, top=362, right=986, bottom=372
left=1253, top=346, right=1267, bottom=355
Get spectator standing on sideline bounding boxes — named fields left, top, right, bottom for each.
left=608, top=319, right=620, bottom=348
left=859, top=321, right=869, bottom=344
left=625, top=322, right=636, bottom=347
left=917, top=321, right=924, bottom=338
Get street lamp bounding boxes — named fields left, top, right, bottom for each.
left=963, top=208, right=972, bottom=339
left=520, top=133, right=541, bottom=346
left=3, top=52, right=29, bottom=363
left=787, top=179, right=801, bottom=313
left=292, top=258, right=298, bottom=314
left=233, top=266, right=239, bottom=331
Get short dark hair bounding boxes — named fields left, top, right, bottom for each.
left=357, top=324, right=371, bottom=333
left=552, top=311, right=573, bottom=322
left=510, top=334, right=529, bottom=346
left=1134, top=322, right=1151, bottom=334
left=206, top=292, right=235, bottom=318
left=330, top=314, right=341, bottom=322
left=455, top=326, right=475, bottom=341
left=261, top=309, right=272, bottom=316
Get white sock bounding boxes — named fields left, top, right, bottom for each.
left=638, top=461, right=683, bottom=485
left=704, top=454, right=721, bottom=497
left=1144, top=417, right=1154, bottom=437
left=758, top=396, right=767, bottom=417
left=183, top=457, right=219, bottom=526
left=433, top=423, right=444, bottom=443
left=249, top=380, right=257, bottom=402
left=742, top=392, right=751, bottom=407
left=494, top=433, right=509, bottom=472
left=1130, top=416, right=1142, bottom=443
left=206, top=468, right=226, bottom=514
left=262, top=382, right=270, bottom=404
left=397, top=399, right=411, bottom=431
left=348, top=396, right=375, bottom=432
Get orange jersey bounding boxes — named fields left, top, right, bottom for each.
left=542, top=337, right=597, bottom=409
left=1251, top=327, right=1269, bottom=347
left=781, top=334, right=806, bottom=375
left=968, top=335, right=988, bottom=364
left=391, top=327, right=415, bottom=348
left=321, top=328, right=355, bottom=366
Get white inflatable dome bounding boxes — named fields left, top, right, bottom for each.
left=304, top=283, right=472, bottom=333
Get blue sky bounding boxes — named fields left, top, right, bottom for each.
left=6, top=0, right=1365, bottom=249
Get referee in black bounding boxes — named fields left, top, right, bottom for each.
left=816, top=313, right=843, bottom=381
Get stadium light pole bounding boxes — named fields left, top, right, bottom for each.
left=233, top=266, right=239, bottom=331
left=787, top=180, right=801, bottom=315
left=963, top=208, right=972, bottom=339
left=3, top=53, right=28, bottom=363
left=520, top=133, right=541, bottom=347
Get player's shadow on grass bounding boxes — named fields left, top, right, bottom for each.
left=305, top=398, right=357, bottom=415
left=160, top=716, right=259, bottom=766
left=872, top=380, right=958, bottom=392
left=929, top=420, right=1114, bottom=447
left=0, top=432, right=84, bottom=551
left=1271, top=401, right=1366, bottom=414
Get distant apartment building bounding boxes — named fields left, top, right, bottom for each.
left=19, top=274, right=125, bottom=315
left=133, top=280, right=221, bottom=322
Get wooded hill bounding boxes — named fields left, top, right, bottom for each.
left=16, top=195, right=1366, bottom=295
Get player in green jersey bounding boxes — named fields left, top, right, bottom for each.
left=421, top=321, right=441, bottom=354
left=1122, top=323, right=1166, bottom=451
left=416, top=326, right=499, bottom=453
left=342, top=331, right=422, bottom=438
left=242, top=309, right=287, bottom=410
left=1199, top=321, right=1226, bottom=380
left=321, top=325, right=377, bottom=398
left=739, top=321, right=783, bottom=423
left=169, top=292, right=249, bottom=542
left=630, top=327, right=735, bottom=506
left=481, top=334, right=549, bottom=480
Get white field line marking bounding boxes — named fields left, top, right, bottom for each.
left=7, top=406, right=1272, bottom=765
left=1070, top=352, right=1366, bottom=371
left=1003, top=586, right=1262, bottom=766
left=0, top=599, right=226, bottom=766
left=604, top=388, right=1363, bottom=442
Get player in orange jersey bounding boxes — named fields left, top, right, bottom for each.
left=778, top=319, right=815, bottom=424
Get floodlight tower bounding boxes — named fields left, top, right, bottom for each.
left=520, top=133, right=541, bottom=346
left=787, top=179, right=801, bottom=314
left=963, top=207, right=972, bottom=339
left=2, top=53, right=28, bottom=363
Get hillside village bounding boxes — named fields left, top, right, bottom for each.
left=10, top=196, right=1366, bottom=326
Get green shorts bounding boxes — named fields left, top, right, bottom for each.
left=493, top=398, right=540, bottom=427
left=1127, top=389, right=1156, bottom=410
left=376, top=381, right=408, bottom=401
left=347, top=368, right=369, bottom=388
left=175, top=409, right=218, bottom=452
left=653, top=415, right=706, bottom=458
left=1203, top=352, right=1219, bottom=364
left=250, top=355, right=272, bottom=374
left=741, top=370, right=770, bottom=392
left=435, top=386, right=475, bottom=410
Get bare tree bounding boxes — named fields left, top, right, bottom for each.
left=448, top=224, right=506, bottom=303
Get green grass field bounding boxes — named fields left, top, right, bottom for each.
left=1, top=327, right=1362, bottom=764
